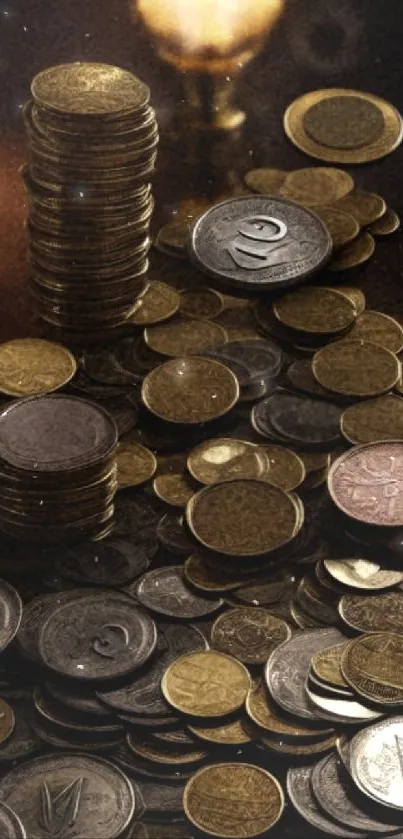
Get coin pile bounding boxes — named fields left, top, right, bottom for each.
left=22, top=62, right=158, bottom=339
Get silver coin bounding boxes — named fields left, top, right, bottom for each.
left=0, top=580, right=22, bottom=652
left=16, top=590, right=98, bottom=662
left=286, top=765, right=363, bottom=837
left=131, top=567, right=223, bottom=619
left=305, top=682, right=383, bottom=724
left=0, top=695, right=42, bottom=765
left=0, top=802, right=26, bottom=839
left=350, top=717, right=403, bottom=810
left=188, top=195, right=332, bottom=291
left=324, top=558, right=403, bottom=591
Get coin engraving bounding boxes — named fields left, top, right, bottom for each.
left=329, top=442, right=403, bottom=526
left=40, top=778, right=83, bottom=837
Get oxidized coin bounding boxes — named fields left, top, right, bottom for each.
left=129, top=281, right=180, bottom=326
left=0, top=581, right=22, bottom=652
left=312, top=341, right=400, bottom=397
left=0, top=699, right=15, bottom=748
left=156, top=220, right=189, bottom=253
left=116, top=442, right=157, bottom=488
left=0, top=339, right=76, bottom=397
left=144, top=317, right=227, bottom=357
left=244, top=168, right=288, bottom=194
left=211, top=607, right=291, bottom=664
left=161, top=650, right=251, bottom=718
left=0, top=802, right=26, bottom=839
left=132, top=566, right=223, bottom=619
left=346, top=310, right=403, bottom=354
left=273, top=286, right=357, bottom=335
left=55, top=539, right=157, bottom=587
left=184, top=554, right=243, bottom=593
left=331, top=286, right=366, bottom=314
left=329, top=233, right=375, bottom=271
left=246, top=679, right=333, bottom=740
left=314, top=207, right=360, bottom=250
left=311, top=643, right=349, bottom=689
left=32, top=61, right=149, bottom=114
left=186, top=479, right=301, bottom=557
left=280, top=167, right=354, bottom=205
left=254, top=392, right=342, bottom=447
left=287, top=765, right=362, bottom=838
left=341, top=394, right=403, bottom=444
left=153, top=472, right=196, bottom=507
left=187, top=438, right=268, bottom=485
left=341, top=632, right=403, bottom=706
left=285, top=359, right=333, bottom=399
left=183, top=763, right=284, bottom=838
left=188, top=195, right=332, bottom=291
left=0, top=752, right=135, bottom=839
left=369, top=208, right=400, bottom=236
left=324, top=558, right=403, bottom=591
left=0, top=695, right=41, bottom=764
left=38, top=589, right=157, bottom=682
left=188, top=718, right=252, bottom=746
left=335, top=191, right=386, bottom=226
left=350, top=717, right=403, bottom=810
left=339, top=591, right=403, bottom=633
left=260, top=445, right=306, bottom=491
left=180, top=289, right=224, bottom=320
left=328, top=442, right=403, bottom=526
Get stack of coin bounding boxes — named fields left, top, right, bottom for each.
left=0, top=395, right=118, bottom=542
left=22, top=62, right=158, bottom=339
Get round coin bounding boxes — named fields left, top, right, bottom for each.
left=311, top=643, right=350, bottom=689
left=280, top=167, right=354, bottom=205
left=335, top=190, right=387, bottom=226
left=287, top=765, right=362, bottom=838
left=188, top=718, right=252, bottom=746
left=273, top=286, right=357, bottom=335
left=161, top=650, right=251, bottom=718
left=0, top=699, right=15, bottom=748
left=254, top=392, right=342, bottom=447
left=129, top=281, right=180, bottom=325
left=329, top=232, right=376, bottom=271
left=324, top=558, right=403, bottom=591
left=313, top=340, right=400, bottom=397
left=369, top=208, right=400, bottom=236
left=55, top=538, right=157, bottom=587
left=0, top=339, right=77, bottom=397
left=211, top=607, right=291, bottom=664
left=183, top=762, right=284, bottom=838
left=144, top=318, right=227, bottom=357
left=259, top=445, right=306, bottom=491
left=341, top=633, right=403, bottom=706
left=153, top=472, right=196, bottom=507
left=180, top=289, right=225, bottom=320
left=32, top=62, right=149, bottom=115
left=328, top=442, right=403, bottom=526
left=0, top=580, right=22, bottom=652
left=188, top=195, right=332, bottom=291
left=350, top=717, right=403, bottom=810
left=115, top=441, right=157, bottom=488
left=314, top=207, right=360, bottom=250
left=341, top=394, right=403, bottom=444
left=244, top=168, right=288, bottom=194
left=0, top=802, right=26, bottom=839
left=132, top=566, right=223, bottom=619
left=346, top=310, right=403, bottom=353
left=187, top=438, right=268, bottom=485
left=339, top=590, right=403, bottom=633
left=246, top=679, right=333, bottom=739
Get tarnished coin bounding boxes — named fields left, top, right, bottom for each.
left=335, top=190, right=386, bottom=226
left=0, top=699, right=15, bottom=748
left=31, top=61, right=149, bottom=114
left=180, top=289, right=224, bottom=320
left=341, top=632, right=403, bottom=706
left=116, top=441, right=157, bottom=489
left=369, top=208, right=400, bottom=236
left=188, top=718, right=252, bottom=746
left=0, top=581, right=22, bottom=652
left=0, top=802, right=26, bottom=839
left=186, top=479, right=301, bottom=557
left=0, top=753, right=135, bottom=839
left=184, top=554, right=242, bottom=594
left=259, top=445, right=306, bottom=491
left=280, top=167, right=354, bottom=206
left=161, top=650, right=251, bottom=718
left=132, top=566, right=223, bottom=619
left=311, top=643, right=350, bottom=690
left=0, top=339, right=77, bottom=397
left=285, top=359, right=334, bottom=399
left=188, top=195, right=332, bottom=291
left=287, top=765, right=363, bottom=838
left=331, top=286, right=366, bottom=314
left=129, top=281, right=180, bottom=326
left=144, top=318, right=227, bottom=357
left=263, top=733, right=337, bottom=757
left=156, top=220, right=189, bottom=253
left=313, top=341, right=400, bottom=397
left=38, top=589, right=157, bottom=682
left=329, top=232, right=376, bottom=270
left=0, top=696, right=41, bottom=765
left=244, top=168, right=288, bottom=194
left=246, top=679, right=333, bottom=740
left=328, top=442, right=403, bottom=526
left=324, top=558, right=403, bottom=591
left=339, top=590, right=403, bottom=633
left=81, top=350, right=139, bottom=387
left=346, top=310, right=403, bottom=353
left=187, top=438, right=268, bottom=485
left=341, top=394, right=403, bottom=444
left=211, top=607, right=291, bottom=664
left=273, top=286, right=357, bottom=335
left=183, top=763, right=284, bottom=838
left=314, top=207, right=360, bottom=250
left=350, top=717, right=403, bottom=810
left=153, top=472, right=196, bottom=507
left=56, top=538, right=157, bottom=587
left=253, top=392, right=342, bottom=447
left=132, top=778, right=184, bottom=819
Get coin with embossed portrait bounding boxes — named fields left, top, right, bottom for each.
left=328, top=442, right=403, bottom=527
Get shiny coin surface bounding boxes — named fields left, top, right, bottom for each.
left=144, top=318, right=227, bottom=357
left=335, top=190, right=387, bottom=226
left=0, top=338, right=77, bottom=397
left=129, top=281, right=180, bottom=325
left=132, top=566, right=223, bottom=619
left=259, top=445, right=306, bottom=491
left=341, top=632, right=403, bottom=706
left=311, top=642, right=349, bottom=690
left=180, top=288, right=225, bottom=320
left=183, top=763, right=284, bottom=838
left=314, top=207, right=360, bottom=250
left=328, top=442, right=403, bottom=526
left=188, top=195, right=332, bottom=291
left=31, top=61, right=150, bottom=114
left=324, top=558, right=403, bottom=591
left=339, top=590, right=403, bottom=633
left=244, top=167, right=288, bottom=194
left=211, top=608, right=291, bottom=664
left=0, top=802, right=26, bottom=839
left=287, top=765, right=362, bottom=837
left=347, top=310, right=403, bottom=353
left=115, top=441, right=157, bottom=488
left=341, top=394, right=403, bottom=444
left=329, top=232, right=376, bottom=271
left=280, top=167, right=354, bottom=205
left=162, top=650, right=251, bottom=718
left=350, top=717, right=403, bottom=810
left=187, top=438, right=268, bottom=485
left=369, top=208, right=400, bottom=236
left=273, top=286, right=357, bottom=335
left=313, top=340, right=400, bottom=397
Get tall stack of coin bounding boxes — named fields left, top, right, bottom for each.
left=22, top=62, right=158, bottom=340
left=0, top=395, right=118, bottom=542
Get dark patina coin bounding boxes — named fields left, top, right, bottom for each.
left=211, top=607, right=291, bottom=664
left=114, top=492, right=161, bottom=537
left=304, top=96, right=385, bottom=150
left=0, top=802, right=26, bottom=839
left=38, top=589, right=157, bottom=682
left=55, top=538, right=155, bottom=587
left=0, top=695, right=42, bottom=765
left=254, top=392, right=342, bottom=448
left=44, top=681, right=114, bottom=722
left=339, top=590, right=403, bottom=634
left=287, top=765, right=363, bottom=838
left=16, top=590, right=90, bottom=662
left=131, top=567, right=223, bottom=619
left=134, top=779, right=184, bottom=819
left=0, top=580, right=22, bottom=652
left=188, top=195, right=332, bottom=291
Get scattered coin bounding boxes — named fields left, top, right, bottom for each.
left=280, top=167, right=354, bottom=206
left=253, top=392, right=342, bottom=447
left=246, top=679, right=333, bottom=740
left=129, top=281, right=180, bottom=325
left=0, top=338, right=77, bottom=397
left=179, top=289, right=224, bottom=320
left=329, top=233, right=376, bottom=271
left=328, top=442, right=403, bottom=527
left=369, top=208, right=400, bottom=236
left=311, top=642, right=350, bottom=690
left=116, top=441, right=157, bottom=488
left=341, top=632, right=403, bottom=706
left=346, top=310, right=403, bottom=353
left=244, top=168, right=288, bottom=194
left=188, top=718, right=253, bottom=746
left=187, top=438, right=268, bottom=485
left=314, top=207, right=360, bottom=250
left=211, top=607, right=291, bottom=664
left=350, top=717, right=403, bottom=810
left=341, top=394, right=403, bottom=443
left=313, top=340, right=401, bottom=397
left=144, top=318, right=227, bottom=357
left=153, top=472, right=196, bottom=507
left=324, top=558, right=403, bottom=591
left=161, top=650, right=251, bottom=718
left=132, top=566, right=223, bottom=619
left=156, top=220, right=189, bottom=253
left=259, top=445, right=306, bottom=491
left=339, top=590, right=403, bottom=634
left=273, top=286, right=357, bottom=336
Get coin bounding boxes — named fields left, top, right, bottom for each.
left=56, top=538, right=157, bottom=587
left=329, top=233, right=376, bottom=271
left=129, top=281, right=180, bottom=325
left=285, top=358, right=334, bottom=399
left=144, top=318, right=227, bottom=357
left=116, top=441, right=157, bottom=488
left=312, top=340, right=400, bottom=397
left=0, top=696, right=42, bottom=765
left=186, top=479, right=301, bottom=557
left=280, top=167, right=354, bottom=205
left=183, top=763, right=284, bottom=838
left=369, top=208, right=400, bottom=236
left=328, top=442, right=403, bottom=526
left=246, top=679, right=333, bottom=740
left=32, top=62, right=149, bottom=115
left=287, top=765, right=362, bottom=837
left=180, top=289, right=224, bottom=320
left=324, top=558, right=403, bottom=591
left=156, top=220, right=189, bottom=253
left=331, top=286, right=366, bottom=314
left=284, top=88, right=403, bottom=164
left=0, top=581, right=22, bottom=652
left=350, top=717, right=403, bottom=810
left=273, top=286, right=357, bottom=336
left=259, top=445, right=306, bottom=491
left=341, top=394, right=403, bottom=444
left=188, top=195, right=332, bottom=291
left=0, top=698, right=15, bottom=748
left=336, top=190, right=386, bottom=225
left=211, top=607, right=291, bottom=664
left=339, top=591, right=403, bottom=633
left=184, top=554, right=242, bottom=594
left=341, top=632, right=403, bottom=706
left=311, top=642, right=350, bottom=690
left=253, top=392, right=342, bottom=447
left=161, top=650, right=251, bottom=718
left=0, top=802, right=26, bottom=839
left=142, top=357, right=239, bottom=425
left=244, top=168, right=288, bottom=194
left=0, top=339, right=76, bottom=397
left=346, top=310, right=403, bottom=353
left=132, top=566, right=223, bottom=619
left=187, top=438, right=268, bottom=485
left=152, top=472, right=195, bottom=507
left=188, top=718, right=253, bottom=746
left=313, top=207, right=360, bottom=249
left=0, top=753, right=135, bottom=839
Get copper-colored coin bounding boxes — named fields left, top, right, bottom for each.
left=335, top=190, right=386, bottom=226
left=144, top=317, right=227, bottom=357
left=329, top=233, right=376, bottom=271
left=273, top=287, right=357, bottom=336
left=187, top=439, right=268, bottom=485
left=341, top=632, right=403, bottom=706
left=369, top=208, right=400, bottom=236
left=127, top=733, right=207, bottom=766
left=311, top=642, right=350, bottom=689
left=330, top=286, right=366, bottom=314
left=346, top=310, right=403, bottom=353
left=184, top=554, right=243, bottom=593
left=153, top=472, right=196, bottom=507
left=0, top=338, right=77, bottom=397
left=299, top=451, right=331, bottom=474
left=115, top=441, right=157, bottom=488
left=188, top=718, right=253, bottom=746
left=244, top=168, right=288, bottom=194
left=161, top=650, right=251, bottom=718
left=285, top=359, right=334, bottom=399
left=0, top=698, right=15, bottom=747
left=324, top=558, right=403, bottom=591
left=312, top=340, right=400, bottom=397
left=328, top=441, right=403, bottom=527
left=260, top=445, right=306, bottom=491
left=156, top=220, right=189, bottom=252
left=339, top=590, right=403, bottom=634
left=280, top=167, right=354, bottom=206
left=183, top=762, right=284, bottom=839
left=186, top=479, right=302, bottom=557
left=211, top=607, right=291, bottom=665
left=341, top=394, right=403, bottom=444
left=246, top=680, right=333, bottom=740
left=314, top=207, right=360, bottom=250
left=31, top=62, right=150, bottom=115
left=129, top=281, right=180, bottom=325
left=180, top=289, right=225, bottom=320
left=263, top=734, right=337, bottom=757
left=141, top=356, right=239, bottom=425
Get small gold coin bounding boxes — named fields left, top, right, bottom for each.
left=153, top=472, right=196, bottom=507
left=330, top=286, right=366, bottom=314
left=312, top=340, right=401, bottom=397
left=335, top=190, right=386, bottom=226
left=369, top=208, right=400, bottom=236
left=115, top=441, right=157, bottom=488
left=129, top=281, right=180, bottom=325
left=183, top=762, right=284, bottom=838
left=188, top=718, right=253, bottom=746
left=156, top=220, right=189, bottom=252
left=144, top=318, right=227, bottom=357
left=180, top=289, right=225, bottom=320
left=0, top=698, right=15, bottom=746
left=161, top=650, right=251, bottom=718
left=31, top=62, right=150, bottom=115
left=127, top=733, right=208, bottom=766
left=184, top=554, right=243, bottom=593
left=0, top=338, right=77, bottom=397
left=341, top=394, right=403, bottom=444
left=260, top=445, right=306, bottom=491
left=187, top=439, right=268, bottom=485
left=314, top=207, right=360, bottom=250
left=246, top=680, right=329, bottom=739
left=311, top=643, right=350, bottom=690
left=244, top=168, right=288, bottom=194
left=341, top=632, right=403, bottom=707
left=280, top=167, right=354, bottom=206
left=262, top=734, right=337, bottom=757
left=329, top=232, right=376, bottom=271
left=346, top=310, right=403, bottom=353
left=273, top=287, right=357, bottom=336
left=211, top=607, right=291, bottom=664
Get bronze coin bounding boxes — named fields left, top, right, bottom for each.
left=211, top=607, right=291, bottom=664
left=311, top=642, right=350, bottom=689
left=312, top=340, right=401, bottom=397
left=273, top=286, right=357, bottom=336
left=369, top=208, right=400, bottom=236
left=153, top=472, right=196, bottom=507
left=346, top=310, right=403, bottom=353
left=260, top=445, right=306, bottom=491
left=328, top=442, right=403, bottom=527
left=184, top=554, right=243, bottom=594
left=330, top=286, right=366, bottom=314
left=115, top=442, right=157, bottom=488
left=339, top=590, right=403, bottom=634
left=263, top=733, right=337, bottom=757
left=161, top=650, right=251, bottom=718
left=187, top=439, right=268, bottom=485
left=335, top=190, right=386, bottom=226
left=244, top=168, right=288, bottom=194
left=329, top=233, right=376, bottom=271
left=179, top=289, right=225, bottom=320
left=341, top=632, right=403, bottom=706
left=314, top=207, right=360, bottom=250
left=144, top=318, right=227, bottom=357
left=129, top=281, right=180, bottom=325
left=246, top=679, right=333, bottom=740
left=280, top=167, right=354, bottom=206
left=341, top=394, right=403, bottom=444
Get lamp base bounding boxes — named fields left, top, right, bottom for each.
left=180, top=71, right=246, bottom=132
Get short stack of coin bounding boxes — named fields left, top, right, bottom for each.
left=0, top=394, right=118, bottom=542
left=22, top=62, right=158, bottom=340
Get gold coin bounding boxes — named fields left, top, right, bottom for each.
left=311, top=643, right=350, bottom=690
left=244, top=168, right=288, bottom=194
left=129, top=281, right=180, bottom=325
left=273, top=287, right=357, bottom=336
left=262, top=733, right=337, bottom=756
left=153, top=472, right=196, bottom=507
left=280, top=167, right=354, bottom=206
left=183, top=762, right=284, bottom=839
left=187, top=439, right=268, bottom=485
left=184, top=554, right=243, bottom=593
left=312, top=340, right=400, bottom=397
left=346, top=310, right=403, bottom=353
left=180, top=289, right=225, bottom=320
left=335, top=190, right=386, bottom=226
left=369, top=208, right=400, bottom=236
left=211, top=607, right=291, bottom=665
left=330, top=285, right=366, bottom=314
left=0, top=698, right=15, bottom=746
left=115, top=441, right=157, bottom=489
left=341, top=632, right=403, bottom=707
left=127, top=734, right=208, bottom=765
left=161, top=650, right=251, bottom=718
left=341, top=394, right=403, bottom=444
left=32, top=62, right=150, bottom=116
left=156, top=220, right=189, bottom=252
left=246, top=680, right=330, bottom=739
left=0, top=338, right=77, bottom=397
left=188, top=718, right=253, bottom=746
left=314, top=207, right=360, bottom=250
left=329, top=232, right=376, bottom=271
left=284, top=88, right=403, bottom=164
left=260, top=445, right=306, bottom=491
left=144, top=318, right=227, bottom=357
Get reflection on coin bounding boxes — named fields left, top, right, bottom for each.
left=260, top=445, right=306, bottom=491
left=188, top=718, right=252, bottom=746
left=329, top=233, right=376, bottom=271
left=129, top=281, right=180, bottom=325
left=314, top=207, right=360, bottom=250
left=162, top=650, right=251, bottom=718
left=132, top=566, right=223, bottom=619
left=244, top=168, right=288, bottom=194
left=180, top=289, right=224, bottom=320
left=280, top=167, right=354, bottom=206
left=350, top=717, right=403, bottom=810
left=187, top=438, right=268, bottom=485
left=287, top=765, right=362, bottom=838
left=339, top=590, right=403, bottom=633
left=0, top=802, right=26, bottom=839
left=305, top=683, right=382, bottom=723
left=211, top=607, right=291, bottom=664
left=341, top=632, right=403, bottom=706
left=183, top=763, right=284, bottom=838
left=328, top=442, right=403, bottom=526
left=369, top=208, right=400, bottom=236
left=324, top=558, right=403, bottom=591
left=0, top=339, right=77, bottom=397
left=313, top=340, right=400, bottom=397
left=346, top=310, right=403, bottom=353
left=273, top=286, right=357, bottom=335
left=144, top=318, right=227, bottom=357
left=311, top=643, right=349, bottom=690
left=116, top=441, right=157, bottom=488
left=341, top=394, right=403, bottom=444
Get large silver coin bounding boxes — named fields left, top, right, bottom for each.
left=351, top=717, right=403, bottom=810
